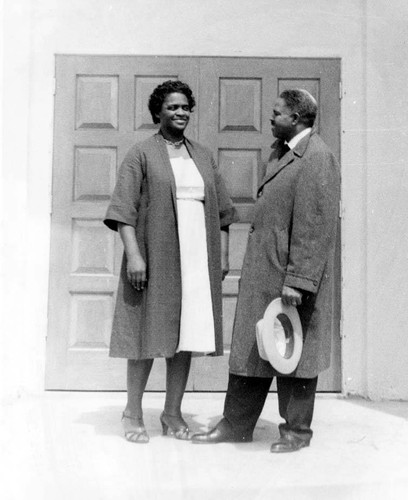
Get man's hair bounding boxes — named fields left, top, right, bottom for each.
left=279, top=89, right=317, bottom=128
left=148, top=80, right=196, bottom=124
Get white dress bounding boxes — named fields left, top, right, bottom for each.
left=167, top=144, right=216, bottom=353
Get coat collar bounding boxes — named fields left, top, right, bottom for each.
left=155, top=132, right=210, bottom=181
left=153, top=133, right=210, bottom=217
left=258, top=129, right=316, bottom=191
left=154, top=133, right=178, bottom=216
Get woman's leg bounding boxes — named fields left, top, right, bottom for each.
left=124, top=358, right=154, bottom=417
left=122, top=358, right=153, bottom=443
left=164, top=351, right=192, bottom=416
left=160, top=351, right=192, bottom=439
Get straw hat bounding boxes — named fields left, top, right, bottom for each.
left=256, top=298, right=303, bottom=374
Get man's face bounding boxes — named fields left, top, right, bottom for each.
left=270, top=98, right=295, bottom=141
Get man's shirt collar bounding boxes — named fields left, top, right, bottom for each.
left=286, top=128, right=312, bottom=150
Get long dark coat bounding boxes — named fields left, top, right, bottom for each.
left=229, top=131, right=340, bottom=378
left=104, top=134, right=237, bottom=359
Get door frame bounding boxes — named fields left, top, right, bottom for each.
left=46, top=55, right=342, bottom=391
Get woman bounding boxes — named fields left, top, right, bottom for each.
left=104, top=80, right=237, bottom=443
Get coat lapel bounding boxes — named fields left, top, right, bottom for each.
left=184, top=137, right=210, bottom=187
left=154, top=134, right=211, bottom=221
left=154, top=133, right=178, bottom=218
left=260, top=146, right=294, bottom=190
left=258, top=132, right=314, bottom=192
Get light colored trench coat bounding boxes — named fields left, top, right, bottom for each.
left=229, top=131, right=340, bottom=379
left=104, top=134, right=237, bottom=359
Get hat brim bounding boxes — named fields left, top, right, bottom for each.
left=256, top=298, right=303, bottom=374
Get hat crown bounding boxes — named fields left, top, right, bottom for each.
left=256, top=299, right=303, bottom=374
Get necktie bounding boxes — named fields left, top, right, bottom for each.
left=278, top=143, right=291, bottom=160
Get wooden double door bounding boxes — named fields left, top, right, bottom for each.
left=46, top=56, right=341, bottom=391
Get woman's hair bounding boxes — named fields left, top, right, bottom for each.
left=279, top=89, right=317, bottom=128
left=148, top=80, right=196, bottom=124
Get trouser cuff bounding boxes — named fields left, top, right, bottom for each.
left=218, top=417, right=253, bottom=442
left=278, top=422, right=313, bottom=443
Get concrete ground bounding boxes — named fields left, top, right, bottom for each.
left=2, top=392, right=408, bottom=500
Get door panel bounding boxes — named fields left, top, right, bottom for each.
left=46, top=56, right=341, bottom=391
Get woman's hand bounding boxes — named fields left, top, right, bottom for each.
left=220, top=228, right=230, bottom=281
left=118, top=223, right=147, bottom=291
left=221, top=253, right=229, bottom=281
left=127, top=255, right=147, bottom=291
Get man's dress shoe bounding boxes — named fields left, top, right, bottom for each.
left=270, top=435, right=310, bottom=453
left=192, top=421, right=252, bottom=444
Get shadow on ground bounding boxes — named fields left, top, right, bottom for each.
left=75, top=405, right=281, bottom=448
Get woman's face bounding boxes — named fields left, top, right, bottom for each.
left=156, top=92, right=190, bottom=136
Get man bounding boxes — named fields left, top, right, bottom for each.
left=192, top=89, right=340, bottom=453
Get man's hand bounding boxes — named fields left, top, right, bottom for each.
left=281, top=285, right=303, bottom=307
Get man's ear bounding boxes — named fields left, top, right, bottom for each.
left=291, top=112, right=300, bottom=125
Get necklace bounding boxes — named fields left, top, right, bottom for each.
left=163, top=138, right=184, bottom=148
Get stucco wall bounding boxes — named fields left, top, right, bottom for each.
left=365, top=2, right=408, bottom=399
left=2, top=0, right=408, bottom=399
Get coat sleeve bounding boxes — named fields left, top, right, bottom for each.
left=284, top=150, right=340, bottom=293
left=104, top=145, right=144, bottom=232
left=210, top=155, right=239, bottom=228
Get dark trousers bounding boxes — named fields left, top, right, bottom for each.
left=222, top=373, right=318, bottom=442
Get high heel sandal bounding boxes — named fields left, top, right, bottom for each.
left=160, top=412, right=191, bottom=441
left=122, top=412, right=149, bottom=444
